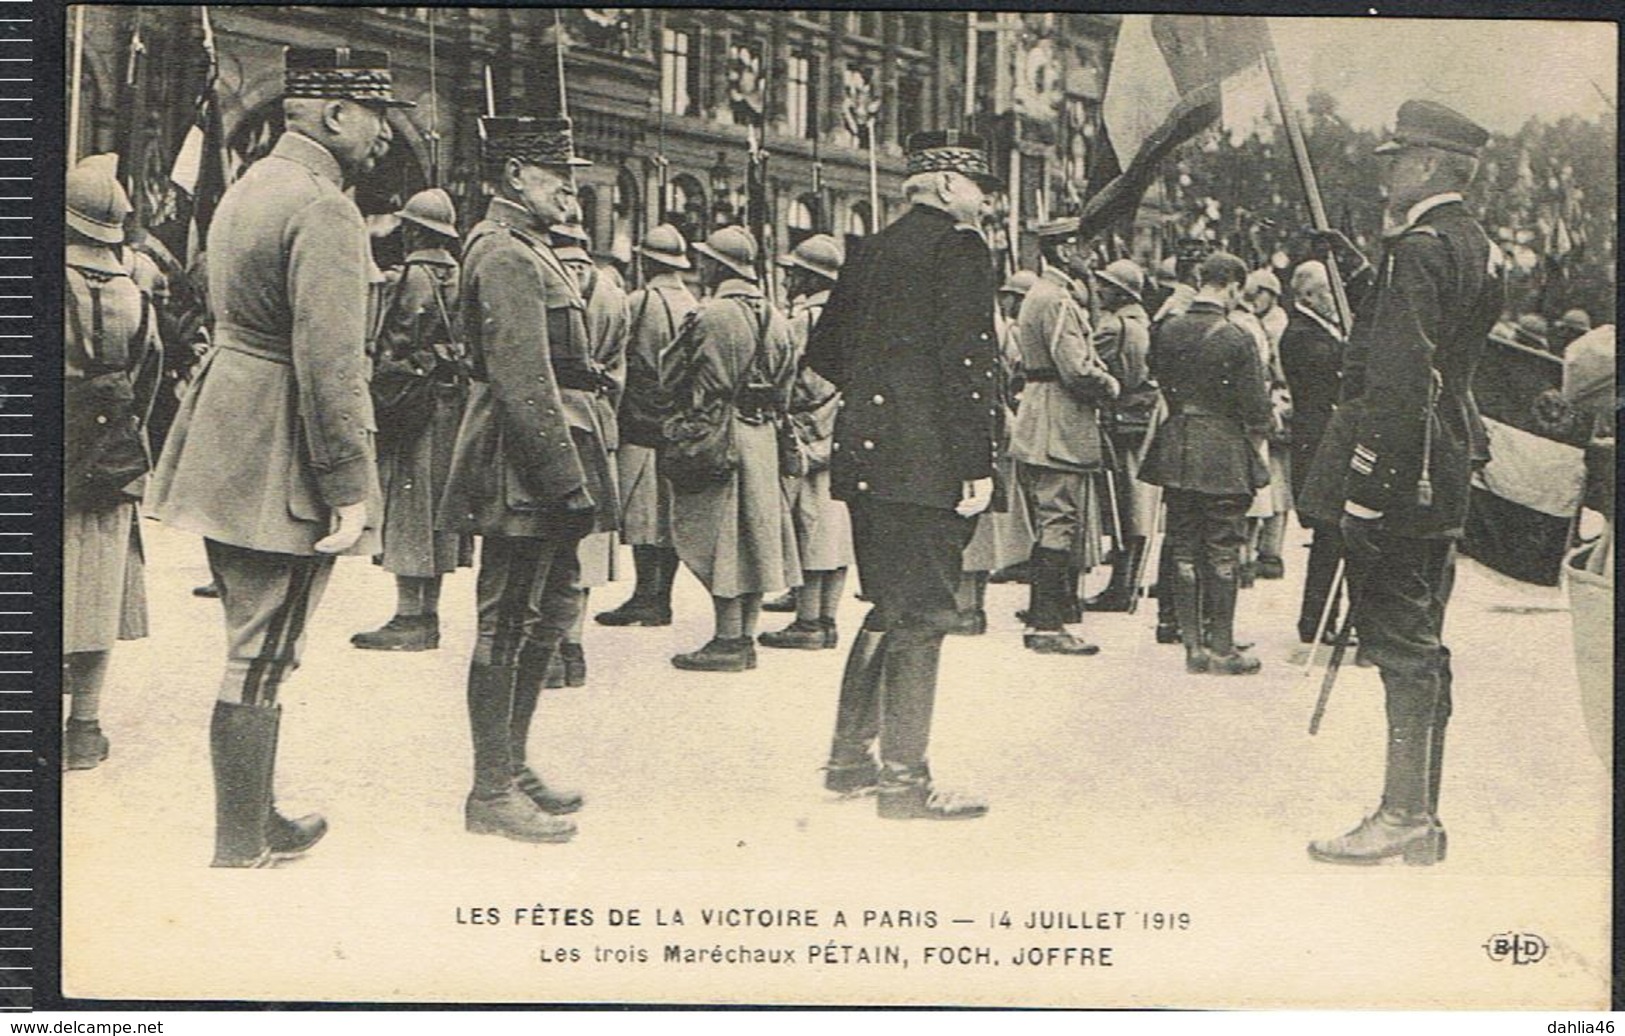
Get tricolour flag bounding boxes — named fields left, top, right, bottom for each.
left=1078, top=15, right=1268, bottom=242
left=167, top=7, right=226, bottom=265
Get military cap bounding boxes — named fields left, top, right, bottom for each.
left=396, top=187, right=457, bottom=238
left=1374, top=99, right=1488, bottom=157
left=776, top=233, right=844, bottom=282
left=693, top=225, right=759, bottom=282
left=480, top=116, right=592, bottom=169
left=1244, top=268, right=1282, bottom=297
left=1560, top=309, right=1593, bottom=334
left=1155, top=256, right=1178, bottom=282
left=66, top=153, right=132, bottom=245
left=904, top=129, right=1002, bottom=191
left=1032, top=217, right=1080, bottom=242
left=638, top=223, right=691, bottom=270
left=999, top=270, right=1039, bottom=297
left=284, top=47, right=415, bottom=108
left=1094, top=259, right=1145, bottom=303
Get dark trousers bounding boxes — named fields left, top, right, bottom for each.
left=1298, top=519, right=1345, bottom=641
left=841, top=498, right=973, bottom=767
left=205, top=540, right=335, bottom=706
left=474, top=528, right=589, bottom=668
left=1163, top=489, right=1250, bottom=573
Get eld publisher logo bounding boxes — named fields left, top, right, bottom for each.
left=1483, top=932, right=1548, bottom=965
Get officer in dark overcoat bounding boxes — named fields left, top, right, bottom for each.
left=438, top=116, right=608, bottom=845
left=147, top=48, right=411, bottom=866
left=1139, top=252, right=1272, bottom=677
left=1299, top=101, right=1502, bottom=866
left=805, top=130, right=1000, bottom=820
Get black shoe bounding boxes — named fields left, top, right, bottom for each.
left=351, top=614, right=439, bottom=651
left=876, top=765, right=987, bottom=821
left=465, top=787, right=577, bottom=843
left=267, top=810, right=328, bottom=860
left=947, top=609, right=987, bottom=636
left=1023, top=631, right=1100, bottom=655
left=1202, top=649, right=1262, bottom=676
left=758, top=619, right=830, bottom=650
left=761, top=591, right=798, bottom=613
left=594, top=598, right=672, bottom=627
left=1257, top=555, right=1285, bottom=580
left=1308, top=808, right=1446, bottom=866
left=514, top=768, right=585, bottom=815
left=1155, top=624, right=1182, bottom=645
left=823, top=757, right=880, bottom=796
left=1085, top=587, right=1134, bottom=613
left=672, top=638, right=754, bottom=672
left=63, top=719, right=109, bottom=771
left=193, top=580, right=221, bottom=599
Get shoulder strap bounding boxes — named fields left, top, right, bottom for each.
left=728, top=295, right=772, bottom=404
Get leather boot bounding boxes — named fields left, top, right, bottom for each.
left=63, top=719, right=110, bottom=771
left=510, top=648, right=585, bottom=816
left=672, top=637, right=753, bottom=672
left=825, top=629, right=885, bottom=795
left=875, top=628, right=952, bottom=802
left=1171, top=559, right=1209, bottom=673
left=595, top=546, right=673, bottom=626
left=876, top=762, right=988, bottom=820
left=758, top=618, right=829, bottom=650
left=209, top=702, right=277, bottom=867
left=1086, top=538, right=1141, bottom=613
left=1200, top=561, right=1260, bottom=676
left=1023, top=547, right=1099, bottom=655
left=465, top=662, right=576, bottom=842
left=351, top=614, right=439, bottom=651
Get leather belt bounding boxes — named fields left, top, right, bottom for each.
left=1024, top=367, right=1059, bottom=383
left=553, top=363, right=614, bottom=394
left=216, top=326, right=293, bottom=366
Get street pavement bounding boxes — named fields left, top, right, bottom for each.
left=59, top=520, right=1612, bottom=1007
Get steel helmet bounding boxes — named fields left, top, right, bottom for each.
left=776, top=233, right=844, bottom=282
left=693, top=225, right=758, bottom=282
left=998, top=270, right=1039, bottom=297
left=396, top=187, right=458, bottom=239
left=638, top=223, right=691, bottom=270
left=1094, top=259, right=1145, bottom=303
left=67, top=153, right=132, bottom=245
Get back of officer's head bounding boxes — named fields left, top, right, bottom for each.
left=1195, top=252, right=1248, bottom=292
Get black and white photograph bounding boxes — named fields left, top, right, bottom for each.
left=55, top=3, right=1614, bottom=1010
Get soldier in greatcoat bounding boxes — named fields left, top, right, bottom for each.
left=1241, top=268, right=1294, bottom=582
left=759, top=234, right=854, bottom=651
left=1085, top=259, right=1155, bottom=612
left=437, top=116, right=612, bottom=845
left=667, top=226, right=800, bottom=672
left=548, top=222, right=629, bottom=688
left=147, top=48, right=410, bottom=866
left=805, top=130, right=1001, bottom=820
left=63, top=155, right=160, bottom=772
left=352, top=188, right=470, bottom=652
left=1300, top=101, right=1502, bottom=865
left=1009, top=220, right=1119, bottom=656
left=595, top=224, right=696, bottom=628
left=1139, top=252, right=1272, bottom=677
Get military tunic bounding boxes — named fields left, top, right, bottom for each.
left=573, top=261, right=630, bottom=588
left=372, top=248, right=472, bottom=578
left=781, top=289, right=854, bottom=572
left=669, top=279, right=800, bottom=599
left=65, top=242, right=158, bottom=653
left=1095, top=300, right=1156, bottom=539
left=617, top=274, right=696, bottom=547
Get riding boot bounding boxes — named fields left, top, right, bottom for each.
left=209, top=701, right=278, bottom=868
left=595, top=546, right=673, bottom=626
left=1171, top=559, right=1208, bottom=673
left=1155, top=539, right=1181, bottom=644
left=1200, top=560, right=1260, bottom=675
left=1086, top=537, right=1141, bottom=612
left=825, top=628, right=885, bottom=794
left=873, top=628, right=986, bottom=819
left=510, top=646, right=584, bottom=815
left=1023, top=547, right=1098, bottom=655
left=464, top=662, right=576, bottom=843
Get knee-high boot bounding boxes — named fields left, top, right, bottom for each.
left=510, top=645, right=585, bottom=815
left=210, top=702, right=326, bottom=867
left=1171, top=559, right=1207, bottom=673
left=825, top=627, right=886, bottom=794
left=464, top=662, right=576, bottom=843
left=1200, top=559, right=1260, bottom=675
left=875, top=629, right=986, bottom=821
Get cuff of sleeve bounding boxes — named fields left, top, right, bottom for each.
left=316, top=453, right=372, bottom=507
left=1343, top=497, right=1385, bottom=520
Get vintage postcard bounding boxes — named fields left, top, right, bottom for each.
left=56, top=4, right=1614, bottom=1009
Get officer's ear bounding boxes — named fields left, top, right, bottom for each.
left=320, top=100, right=348, bottom=136
left=502, top=157, right=527, bottom=194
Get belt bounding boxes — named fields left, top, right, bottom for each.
left=216, top=326, right=293, bottom=366
left=1024, top=368, right=1059, bottom=383
left=553, top=362, right=614, bottom=394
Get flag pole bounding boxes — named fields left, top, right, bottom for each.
left=69, top=5, right=85, bottom=163
left=484, top=64, right=496, bottom=118
left=427, top=7, right=440, bottom=185
left=1260, top=21, right=1351, bottom=336
left=866, top=118, right=879, bottom=237
left=554, top=10, right=569, bottom=120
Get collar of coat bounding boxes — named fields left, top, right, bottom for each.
left=66, top=241, right=129, bottom=278
left=1041, top=266, right=1077, bottom=293
left=1292, top=300, right=1347, bottom=343
left=646, top=271, right=692, bottom=296
left=406, top=246, right=457, bottom=268
left=274, top=131, right=346, bottom=188
left=714, top=278, right=763, bottom=300
left=1186, top=299, right=1227, bottom=316
left=1384, top=192, right=1465, bottom=238
left=484, top=196, right=553, bottom=240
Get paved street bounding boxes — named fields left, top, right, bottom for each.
left=61, top=521, right=1611, bottom=1008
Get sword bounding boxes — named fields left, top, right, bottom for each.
left=1306, top=559, right=1352, bottom=736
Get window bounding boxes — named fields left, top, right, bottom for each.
left=897, top=75, right=924, bottom=144
left=785, top=52, right=812, bottom=139
left=660, top=28, right=693, bottom=116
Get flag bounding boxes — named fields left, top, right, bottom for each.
left=1461, top=338, right=1589, bottom=587
left=168, top=7, right=226, bottom=265
left=1078, top=15, right=1267, bottom=242
left=841, top=66, right=880, bottom=146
